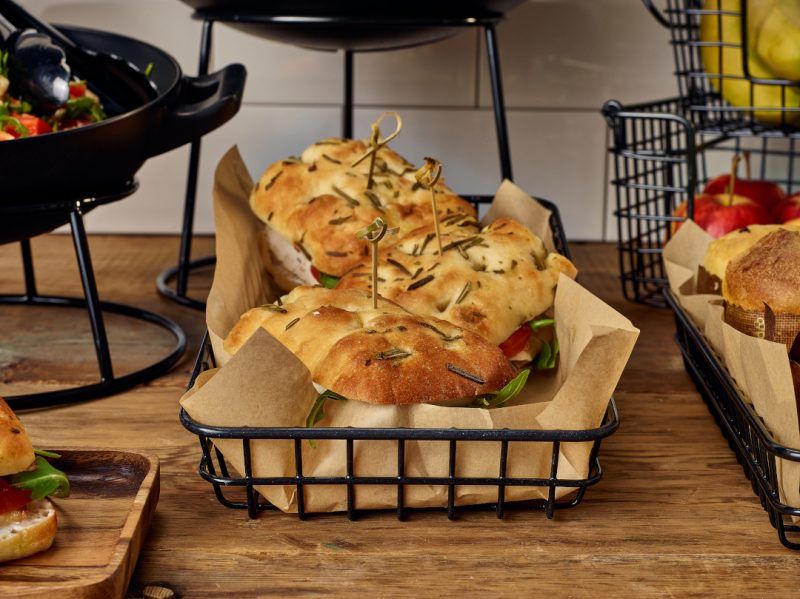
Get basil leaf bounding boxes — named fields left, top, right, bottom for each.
left=319, top=273, right=340, bottom=289
left=34, top=448, right=61, bottom=459
left=10, top=456, right=70, bottom=500
left=472, top=369, right=530, bottom=409
left=529, top=317, right=555, bottom=331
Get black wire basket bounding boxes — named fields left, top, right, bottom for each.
left=603, top=97, right=800, bottom=306
left=643, top=0, right=800, bottom=137
left=180, top=195, right=621, bottom=521
left=666, top=290, right=800, bottom=549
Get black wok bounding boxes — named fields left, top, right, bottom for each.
left=0, top=25, right=246, bottom=243
left=180, top=1, right=525, bottom=52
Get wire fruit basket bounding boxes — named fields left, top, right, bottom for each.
left=603, top=97, right=800, bottom=306
left=643, top=0, right=800, bottom=137
left=180, top=195, right=621, bottom=521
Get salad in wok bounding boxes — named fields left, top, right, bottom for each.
left=0, top=48, right=106, bottom=140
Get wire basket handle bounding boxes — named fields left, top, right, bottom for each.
left=641, top=0, right=670, bottom=27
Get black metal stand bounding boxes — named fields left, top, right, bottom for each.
left=1, top=185, right=186, bottom=410
left=157, top=12, right=514, bottom=311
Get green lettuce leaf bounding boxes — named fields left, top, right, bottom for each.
left=10, top=456, right=70, bottom=500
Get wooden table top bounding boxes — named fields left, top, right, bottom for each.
left=1, top=234, right=798, bottom=598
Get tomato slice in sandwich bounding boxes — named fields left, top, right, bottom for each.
left=499, top=325, right=532, bottom=358
left=0, top=479, right=32, bottom=514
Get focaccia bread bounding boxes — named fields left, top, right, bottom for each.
left=336, top=216, right=577, bottom=345
left=703, top=223, right=800, bottom=282
left=223, top=286, right=515, bottom=405
left=250, top=138, right=476, bottom=285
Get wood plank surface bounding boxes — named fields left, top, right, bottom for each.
left=0, top=449, right=159, bottom=599
left=1, top=234, right=799, bottom=598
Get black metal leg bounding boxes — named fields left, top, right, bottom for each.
left=69, top=208, right=114, bottom=382
left=19, top=240, right=36, bottom=300
left=176, top=19, right=214, bottom=297
left=484, top=24, right=513, bottom=181
left=343, top=49, right=354, bottom=138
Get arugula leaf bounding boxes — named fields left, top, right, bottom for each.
left=10, top=456, right=70, bottom=500
left=305, top=389, right=347, bottom=428
left=529, top=317, right=555, bottom=331
left=34, top=448, right=61, bottom=459
left=535, top=334, right=559, bottom=370
left=319, top=273, right=340, bottom=289
left=305, top=390, right=348, bottom=448
left=473, top=369, right=530, bottom=409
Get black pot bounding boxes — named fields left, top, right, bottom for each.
left=180, top=1, right=525, bottom=52
left=0, top=25, right=246, bottom=243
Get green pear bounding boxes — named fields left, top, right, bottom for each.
left=754, top=0, right=800, bottom=81
left=700, top=0, right=800, bottom=125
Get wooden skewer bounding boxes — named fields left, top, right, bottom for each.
left=351, top=112, right=403, bottom=190
left=356, top=217, right=397, bottom=309
left=415, top=157, right=443, bottom=255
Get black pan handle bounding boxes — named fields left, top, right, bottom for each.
left=147, top=63, right=246, bottom=157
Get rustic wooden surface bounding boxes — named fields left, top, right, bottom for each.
left=1, top=234, right=799, bottom=598
left=0, top=449, right=159, bottom=599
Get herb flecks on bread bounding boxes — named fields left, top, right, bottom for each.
left=223, top=287, right=515, bottom=405
left=250, top=138, right=476, bottom=278
left=337, top=217, right=577, bottom=345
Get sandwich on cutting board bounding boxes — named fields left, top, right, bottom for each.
left=0, top=398, right=69, bottom=563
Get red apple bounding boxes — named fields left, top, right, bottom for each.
left=703, top=174, right=786, bottom=216
left=776, top=194, right=800, bottom=224
left=672, top=193, right=771, bottom=238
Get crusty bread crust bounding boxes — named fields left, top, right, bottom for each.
left=337, top=217, right=577, bottom=344
left=224, top=287, right=515, bottom=405
left=724, top=229, right=800, bottom=313
left=0, top=398, right=34, bottom=477
left=249, top=138, right=476, bottom=278
left=704, top=223, right=800, bottom=281
left=0, top=500, right=57, bottom=563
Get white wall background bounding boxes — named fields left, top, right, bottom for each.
left=24, top=0, right=676, bottom=241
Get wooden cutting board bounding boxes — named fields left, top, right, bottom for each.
left=0, top=449, right=159, bottom=599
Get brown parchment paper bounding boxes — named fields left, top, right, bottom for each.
left=181, top=146, right=639, bottom=513
left=664, top=221, right=800, bottom=514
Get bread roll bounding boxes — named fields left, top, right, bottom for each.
left=724, top=228, right=800, bottom=314
left=250, top=138, right=476, bottom=281
left=0, top=500, right=57, bottom=563
left=337, top=216, right=577, bottom=345
left=0, top=399, right=34, bottom=477
left=703, top=223, right=800, bottom=282
left=224, top=287, right=516, bottom=405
